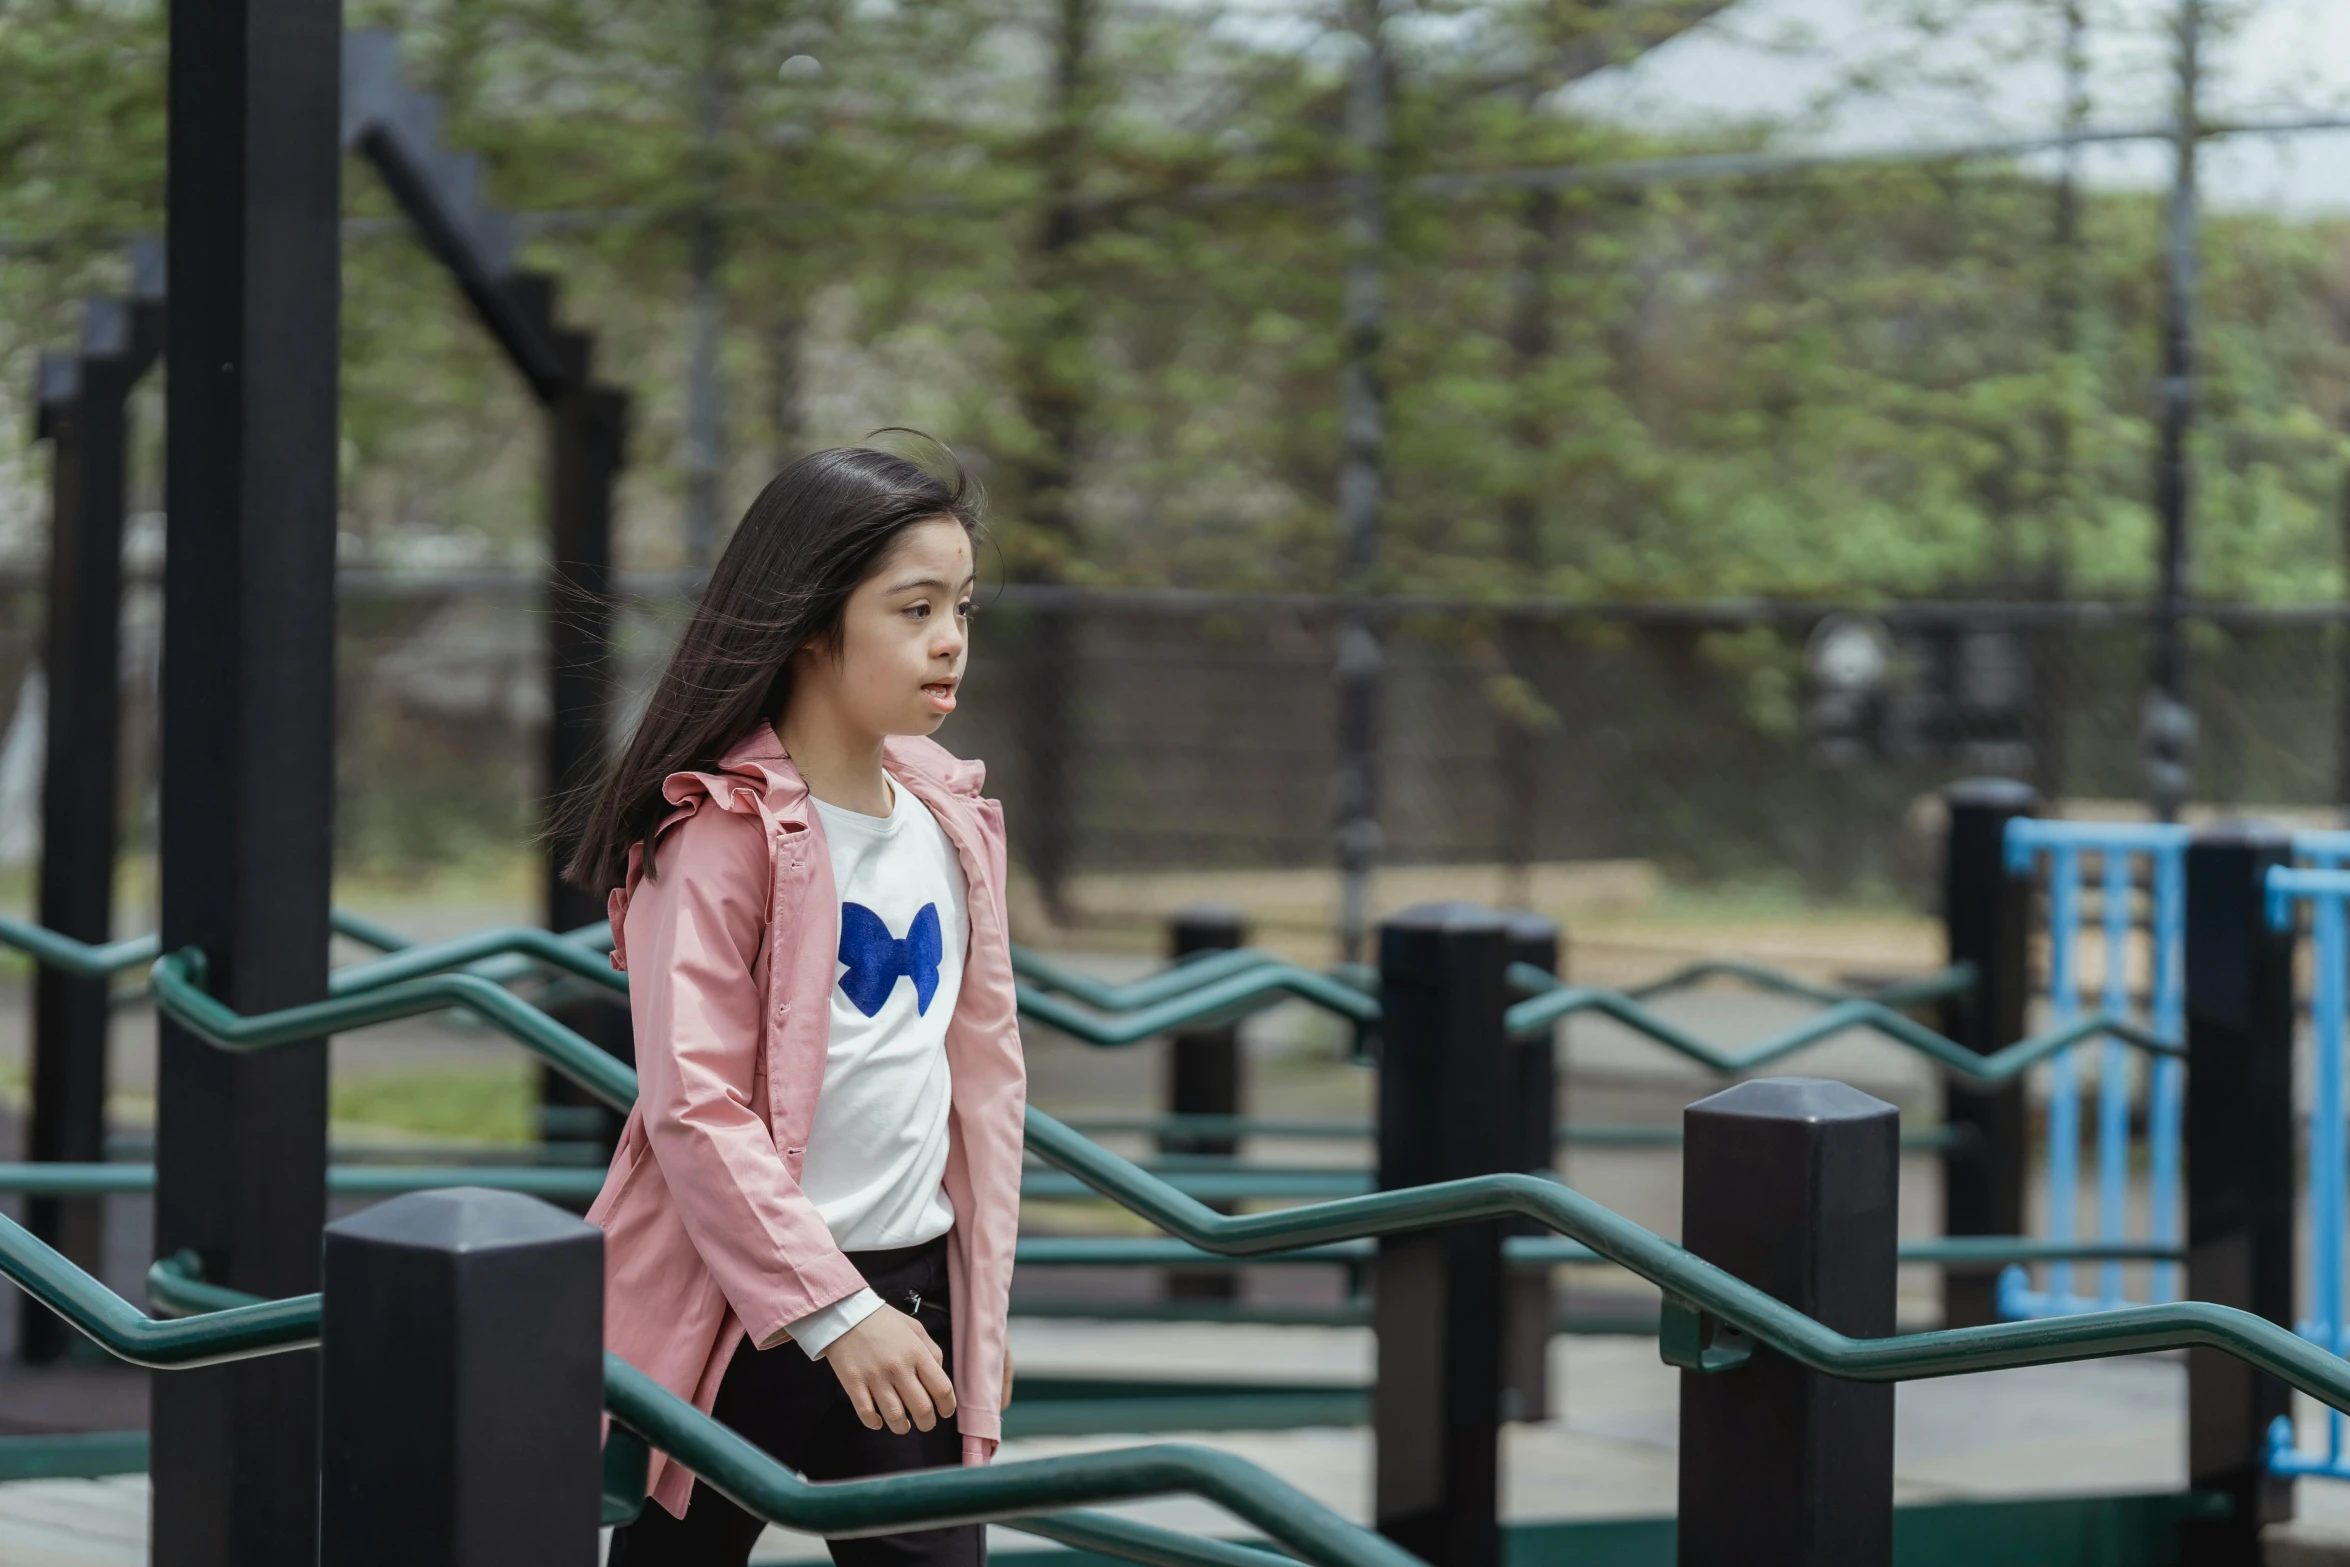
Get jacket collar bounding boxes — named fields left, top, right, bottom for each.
left=712, top=726, right=986, bottom=813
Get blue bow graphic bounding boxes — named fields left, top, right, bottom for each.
left=836, top=902, right=944, bottom=1017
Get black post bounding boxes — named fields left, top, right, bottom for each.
left=1374, top=903, right=1507, bottom=1567
left=1162, top=905, right=1247, bottom=1303
left=542, top=328, right=633, bottom=1150
left=2183, top=823, right=2296, bottom=1565
left=1677, top=1078, right=1898, bottom=1567
left=155, top=0, right=340, bottom=1557
left=321, top=1188, right=604, bottom=1565
left=1020, top=607, right=1079, bottom=923
left=23, top=265, right=161, bottom=1362
left=2144, top=0, right=2203, bottom=824
left=1500, top=911, right=1559, bottom=1422
left=1938, top=778, right=2039, bottom=1329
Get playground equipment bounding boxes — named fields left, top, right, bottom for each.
left=20, top=20, right=631, bottom=1364
left=2265, top=845, right=2350, bottom=1482
left=8, top=1, right=2336, bottom=1556
left=1995, top=817, right=2189, bottom=1318
left=0, top=893, right=2337, bottom=1563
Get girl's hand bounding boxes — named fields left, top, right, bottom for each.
left=824, top=1307, right=958, bottom=1435
left=1002, top=1345, right=1015, bottom=1410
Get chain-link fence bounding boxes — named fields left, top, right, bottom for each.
left=961, top=593, right=2348, bottom=900
left=0, top=577, right=2342, bottom=903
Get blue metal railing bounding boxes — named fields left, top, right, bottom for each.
left=1997, top=819, right=2190, bottom=1319
left=2266, top=858, right=2350, bottom=1479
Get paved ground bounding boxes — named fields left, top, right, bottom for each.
left=10, top=1335, right=2350, bottom=1565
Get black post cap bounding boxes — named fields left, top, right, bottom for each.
left=1686, top=1076, right=1898, bottom=1128
left=1943, top=777, right=2042, bottom=811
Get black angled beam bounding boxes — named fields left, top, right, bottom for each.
left=340, top=33, right=638, bottom=1143
left=22, top=245, right=164, bottom=1365
left=155, top=0, right=341, bottom=1559
left=341, top=30, right=569, bottom=398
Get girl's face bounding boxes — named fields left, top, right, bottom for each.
left=800, top=517, right=975, bottom=740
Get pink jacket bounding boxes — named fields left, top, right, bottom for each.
left=588, top=727, right=1028, bottom=1519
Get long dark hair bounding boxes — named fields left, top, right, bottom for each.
left=560, top=441, right=983, bottom=894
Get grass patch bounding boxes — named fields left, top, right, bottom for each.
left=1645, top=872, right=1917, bottom=922
left=330, top=1065, right=535, bottom=1144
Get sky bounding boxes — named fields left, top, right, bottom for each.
left=1556, top=0, right=2350, bottom=216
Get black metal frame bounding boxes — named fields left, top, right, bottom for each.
left=1373, top=903, right=1509, bottom=1567
left=1937, top=778, right=2039, bottom=1330
left=340, top=35, right=638, bottom=1138
left=2183, top=824, right=2297, bottom=1565
left=21, top=243, right=164, bottom=1364
left=155, top=0, right=344, bottom=1551
left=21, top=28, right=638, bottom=1346
left=16, top=20, right=635, bottom=1554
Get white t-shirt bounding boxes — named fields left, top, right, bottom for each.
left=780, top=779, right=967, bottom=1358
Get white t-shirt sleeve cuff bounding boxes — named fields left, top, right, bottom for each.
left=783, top=1286, right=885, bottom=1361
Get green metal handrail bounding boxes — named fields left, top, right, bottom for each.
left=17, top=907, right=2029, bottom=1095
left=1063, top=1114, right=1375, bottom=1141
left=0, top=1161, right=1371, bottom=1207
left=0, top=1163, right=611, bottom=1201
left=327, top=908, right=421, bottom=953
left=0, top=916, right=159, bottom=978
left=148, top=944, right=2197, bottom=1277
left=137, top=1255, right=1403, bottom=1567
left=0, top=1212, right=315, bottom=1367
left=1013, top=945, right=1970, bottom=1021
left=1011, top=1234, right=2182, bottom=1270
left=1016, top=963, right=1381, bottom=1046
left=150, top=944, right=2296, bottom=1404
left=1010, top=946, right=1292, bottom=1012
left=602, top=1353, right=1414, bottom=1567
left=1060, top=1112, right=1965, bottom=1153
left=326, top=922, right=623, bottom=997
left=1021, top=1107, right=2332, bottom=1396
left=1024, top=1169, right=1369, bottom=1201
left=1611, top=959, right=1976, bottom=1010
left=151, top=947, right=637, bottom=1110
left=1503, top=980, right=2173, bottom=1081
left=0, top=909, right=614, bottom=997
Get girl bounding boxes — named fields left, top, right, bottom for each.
left=566, top=443, right=1025, bottom=1567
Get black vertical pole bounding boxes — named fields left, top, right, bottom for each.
left=26, top=265, right=164, bottom=1365
left=155, top=0, right=340, bottom=1558
left=1332, top=9, right=1390, bottom=966
left=1021, top=608, right=1079, bottom=922
left=2145, top=0, right=2203, bottom=824
left=1163, top=905, right=1246, bottom=1303
left=321, top=1188, right=604, bottom=1565
left=1374, top=903, right=1507, bottom=1567
left=1938, top=778, right=2039, bottom=1329
left=23, top=348, right=114, bottom=1363
left=1677, top=1078, right=1898, bottom=1567
left=543, top=338, right=633, bottom=1149
left=1500, top=911, right=1559, bottom=1423
left=2182, top=823, right=2296, bottom=1565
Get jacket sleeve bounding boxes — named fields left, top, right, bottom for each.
left=625, top=805, right=869, bottom=1348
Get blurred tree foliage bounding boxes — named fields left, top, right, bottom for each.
left=2, top=0, right=2347, bottom=600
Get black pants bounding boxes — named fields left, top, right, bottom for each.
left=609, top=1234, right=980, bottom=1567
